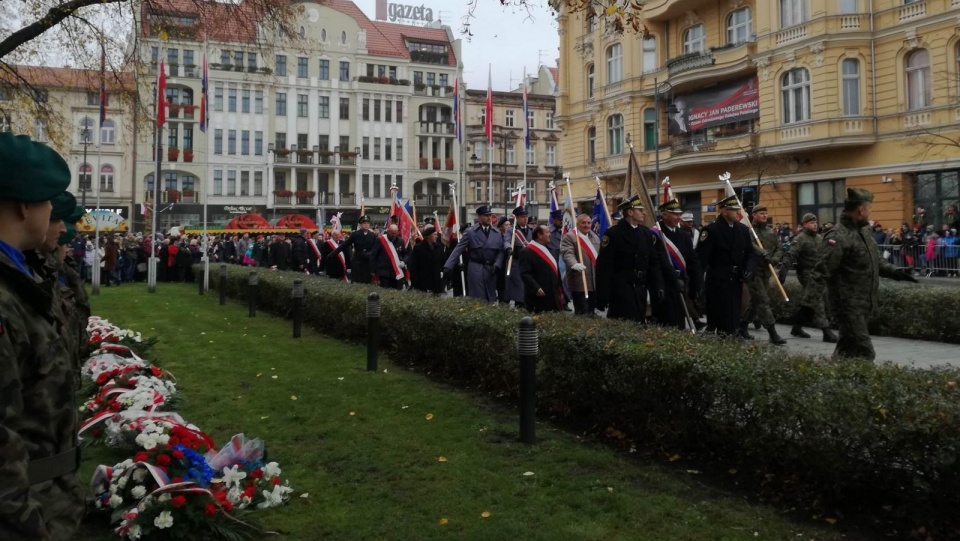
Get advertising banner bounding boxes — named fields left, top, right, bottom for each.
left=668, top=76, right=759, bottom=135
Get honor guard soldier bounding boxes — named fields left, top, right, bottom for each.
left=810, top=188, right=917, bottom=360
left=696, top=195, right=757, bottom=338
left=504, top=206, right=533, bottom=309
left=330, top=215, right=377, bottom=284
left=742, top=204, right=787, bottom=344
left=652, top=198, right=702, bottom=329
left=0, top=134, right=84, bottom=540
left=443, top=205, right=505, bottom=303
left=789, top=213, right=837, bottom=343
left=595, top=196, right=665, bottom=322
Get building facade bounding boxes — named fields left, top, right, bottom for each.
left=135, top=0, right=462, bottom=231
left=553, top=0, right=960, bottom=227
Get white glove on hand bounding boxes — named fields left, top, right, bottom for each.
left=399, top=262, right=407, bottom=270
left=571, top=263, right=587, bottom=272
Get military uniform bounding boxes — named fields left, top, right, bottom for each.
left=789, top=214, right=836, bottom=341
left=651, top=199, right=703, bottom=329
left=330, top=216, right=377, bottom=284
left=595, top=197, right=664, bottom=322
left=742, top=206, right=786, bottom=344
left=504, top=207, right=533, bottom=306
left=696, top=196, right=757, bottom=337
left=810, top=189, right=917, bottom=360
left=443, top=206, right=505, bottom=303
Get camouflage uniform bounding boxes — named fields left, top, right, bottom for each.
left=743, top=221, right=781, bottom=327
left=791, top=228, right=829, bottom=329
left=59, top=255, right=91, bottom=385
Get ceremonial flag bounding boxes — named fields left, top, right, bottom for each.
left=512, top=184, right=527, bottom=209
left=156, top=59, right=167, bottom=127
left=453, top=78, right=461, bottom=144
left=722, top=174, right=750, bottom=225
left=331, top=212, right=343, bottom=234
left=442, top=200, right=458, bottom=245
left=591, top=188, right=611, bottom=237
left=199, top=53, right=209, bottom=132
left=485, top=64, right=493, bottom=145
left=549, top=182, right=560, bottom=214
left=522, top=70, right=530, bottom=150
left=562, top=187, right=576, bottom=236
left=98, top=49, right=107, bottom=126
left=662, top=176, right=674, bottom=203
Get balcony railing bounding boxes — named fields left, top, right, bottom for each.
left=776, top=25, right=807, bottom=46
left=296, top=196, right=314, bottom=205
left=410, top=50, right=448, bottom=65
left=665, top=51, right=715, bottom=76
left=417, top=121, right=455, bottom=135
left=274, top=195, right=292, bottom=205
left=900, top=1, right=926, bottom=21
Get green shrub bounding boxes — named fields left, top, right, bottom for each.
left=215, top=267, right=960, bottom=528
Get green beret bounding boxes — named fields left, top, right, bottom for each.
left=50, top=192, right=78, bottom=221
left=66, top=205, right=87, bottom=224
left=58, top=223, right=77, bottom=245
left=845, top=188, right=874, bottom=204
left=0, top=133, right=71, bottom=202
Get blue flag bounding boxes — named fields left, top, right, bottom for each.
left=591, top=188, right=610, bottom=237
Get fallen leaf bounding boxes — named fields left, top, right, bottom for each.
left=271, top=375, right=278, bottom=379
left=522, top=471, right=535, bottom=476
left=480, top=511, right=491, bottom=518
left=825, top=517, right=837, bottom=525
left=260, top=416, right=269, bottom=420
left=607, top=487, right=614, bottom=493
left=729, top=469, right=738, bottom=475
left=438, top=456, right=448, bottom=462
left=383, top=369, right=388, bottom=373
left=349, top=411, right=356, bottom=416
left=200, top=332, right=206, bottom=335
left=668, top=454, right=681, bottom=462
left=337, top=377, right=344, bottom=381
left=300, top=493, right=309, bottom=498
left=439, top=518, right=449, bottom=525
left=290, top=395, right=298, bottom=401
left=686, top=470, right=700, bottom=474
left=255, top=373, right=263, bottom=378
left=401, top=405, right=409, bottom=409
left=425, top=413, right=434, bottom=421
left=271, top=368, right=276, bottom=371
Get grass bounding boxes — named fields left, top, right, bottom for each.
left=76, top=284, right=846, bottom=541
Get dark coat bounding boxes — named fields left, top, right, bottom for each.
left=269, top=240, right=290, bottom=270
left=409, top=239, right=445, bottom=294
left=290, top=236, right=310, bottom=271
left=696, top=216, right=757, bottom=335
left=652, top=222, right=703, bottom=329
left=595, top=221, right=664, bottom=322
left=331, top=229, right=378, bottom=283
left=369, top=234, right=406, bottom=279
left=222, top=240, right=237, bottom=262
left=520, top=243, right=562, bottom=312
left=320, top=239, right=350, bottom=280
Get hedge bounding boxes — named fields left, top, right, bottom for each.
left=770, top=278, right=960, bottom=344
left=213, top=268, right=960, bottom=532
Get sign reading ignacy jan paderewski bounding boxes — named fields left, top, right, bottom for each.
left=667, top=76, right=760, bottom=136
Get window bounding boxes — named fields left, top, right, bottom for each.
left=906, top=49, right=931, bottom=111
left=340, top=30, right=347, bottom=44
left=797, top=179, right=845, bottom=225
left=588, top=127, right=596, bottom=163
left=297, top=94, right=308, bottom=117
left=179, top=175, right=193, bottom=193
left=276, top=92, right=287, bottom=115
left=99, top=165, right=114, bottom=192
left=727, top=8, right=752, bottom=45
left=240, top=171, right=249, bottom=195
left=227, top=171, right=236, bottom=196
left=374, top=99, right=381, bottom=121
left=220, top=50, right=230, bottom=65
left=319, top=96, right=330, bottom=118
left=228, top=88, right=237, bottom=112
left=915, top=170, right=960, bottom=228
left=319, top=59, right=329, bottom=80
left=642, top=37, right=658, bottom=73
left=275, top=132, right=286, bottom=149
left=241, top=130, right=250, bottom=155
left=79, top=163, right=92, bottom=190
left=213, top=170, right=223, bottom=195
left=385, top=139, right=392, bottom=160
left=643, top=109, right=656, bottom=151
left=414, top=71, right=423, bottom=84
left=683, top=25, right=705, bottom=54
left=168, top=48, right=179, bottom=66
left=607, top=114, right=624, bottom=155
left=321, top=28, right=327, bottom=42
left=427, top=72, right=436, bottom=86
left=479, top=106, right=486, bottom=127
left=506, top=142, right=515, bottom=164
left=276, top=55, right=287, bottom=76
left=183, top=50, right=194, bottom=67
left=546, top=111, right=554, bottom=129
left=318, top=135, right=329, bottom=151
left=546, top=144, right=556, bottom=166
left=362, top=137, right=370, bottom=158
left=363, top=98, right=370, bottom=120
left=297, top=133, right=308, bottom=151
left=396, top=138, right=403, bottom=161
left=241, top=89, right=250, bottom=113
left=475, top=181, right=484, bottom=202
left=274, top=172, right=286, bottom=192
left=233, top=51, right=242, bottom=68
left=228, top=130, right=237, bottom=154
left=183, top=127, right=193, bottom=150
left=297, top=57, right=308, bottom=78
left=374, top=137, right=381, bottom=160
left=340, top=97, right=350, bottom=119
left=840, top=0, right=857, bottom=14
left=165, top=172, right=178, bottom=190
left=606, top=43, right=623, bottom=83
left=385, top=100, right=393, bottom=122
left=167, top=125, right=178, bottom=148
left=781, top=68, right=811, bottom=124
left=396, top=101, right=403, bottom=122
left=587, top=64, right=595, bottom=98
left=780, top=0, right=808, bottom=28
left=100, top=120, right=116, bottom=145
left=214, top=85, right=223, bottom=111
left=254, top=172, right=263, bottom=196
left=339, top=61, right=350, bottom=81
left=255, top=131, right=263, bottom=155
left=254, top=91, right=264, bottom=113
left=505, top=109, right=515, bottom=127
left=527, top=109, right=535, bottom=129
left=526, top=146, right=535, bottom=165
left=586, top=11, right=597, bottom=33
left=214, top=129, right=223, bottom=154
left=247, top=52, right=257, bottom=70
left=842, top=59, right=860, bottom=116
left=87, top=91, right=108, bottom=106
left=79, top=117, right=94, bottom=143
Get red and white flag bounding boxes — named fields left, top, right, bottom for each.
left=442, top=201, right=458, bottom=245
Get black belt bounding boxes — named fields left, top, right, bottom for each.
left=28, top=446, right=80, bottom=485
left=471, top=258, right=495, bottom=265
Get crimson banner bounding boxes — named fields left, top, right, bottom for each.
left=668, top=76, right=760, bottom=135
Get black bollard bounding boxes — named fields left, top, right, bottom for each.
left=366, top=292, right=380, bottom=371
left=219, top=264, right=227, bottom=306
left=517, top=316, right=538, bottom=444
left=292, top=279, right=304, bottom=338
left=247, top=271, right=258, bottom=318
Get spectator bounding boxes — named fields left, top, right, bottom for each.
left=103, top=235, right=120, bottom=286
left=165, top=238, right=178, bottom=282
left=871, top=223, right=887, bottom=246
left=83, top=238, right=95, bottom=282
left=945, top=229, right=959, bottom=277
left=924, top=233, right=938, bottom=277
left=175, top=238, right=192, bottom=282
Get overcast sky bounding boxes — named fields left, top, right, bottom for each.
left=350, top=0, right=559, bottom=92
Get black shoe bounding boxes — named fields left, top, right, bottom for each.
left=822, top=328, right=838, bottom=343
left=766, top=325, right=787, bottom=345
left=791, top=325, right=811, bottom=338
left=753, top=321, right=761, bottom=330
left=738, top=322, right=754, bottom=340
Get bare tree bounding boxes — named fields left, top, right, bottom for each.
left=461, top=0, right=646, bottom=40
left=730, top=140, right=793, bottom=204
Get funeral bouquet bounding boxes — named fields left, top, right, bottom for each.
left=87, top=316, right=158, bottom=356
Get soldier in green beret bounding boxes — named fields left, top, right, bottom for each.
left=790, top=213, right=838, bottom=343
left=810, top=188, right=918, bottom=360
left=742, top=204, right=786, bottom=344
left=0, top=134, right=84, bottom=540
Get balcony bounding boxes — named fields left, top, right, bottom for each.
left=418, top=157, right=455, bottom=171
left=417, top=121, right=455, bottom=136
left=664, top=43, right=755, bottom=91
left=413, top=84, right=455, bottom=98
left=353, top=75, right=412, bottom=90
left=776, top=25, right=807, bottom=46
left=270, top=150, right=358, bottom=166
left=642, top=0, right=713, bottom=21
left=766, top=118, right=876, bottom=149
left=874, top=0, right=953, bottom=30
left=899, top=1, right=926, bottom=21
left=665, top=51, right=714, bottom=77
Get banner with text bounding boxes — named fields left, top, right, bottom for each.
left=667, top=76, right=759, bottom=135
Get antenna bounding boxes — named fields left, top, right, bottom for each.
left=537, top=49, right=548, bottom=68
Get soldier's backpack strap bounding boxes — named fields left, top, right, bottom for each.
left=28, top=446, right=80, bottom=485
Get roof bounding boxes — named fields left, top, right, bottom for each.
left=1, top=65, right=134, bottom=92
left=547, top=67, right=558, bottom=85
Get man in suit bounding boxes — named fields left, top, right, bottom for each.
left=320, top=229, right=350, bottom=281
left=595, top=196, right=665, bottom=322
left=652, top=198, right=703, bottom=330
left=370, top=224, right=406, bottom=289
left=330, top=215, right=377, bottom=284
left=408, top=226, right=445, bottom=294
left=520, top=224, right=562, bottom=313
left=504, top=206, right=533, bottom=309
left=696, top=195, right=757, bottom=338
left=443, top=206, right=504, bottom=303
left=560, top=213, right=600, bottom=315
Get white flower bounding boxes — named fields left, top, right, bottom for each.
left=221, top=465, right=247, bottom=488
left=256, top=484, right=289, bottom=509
left=132, top=469, right=147, bottom=483
left=127, top=524, right=142, bottom=540
left=130, top=485, right=146, bottom=499
left=158, top=493, right=171, bottom=503
left=262, top=461, right=281, bottom=480
left=117, top=476, right=128, bottom=489
left=109, top=494, right=124, bottom=508
left=153, top=510, right=174, bottom=529
left=226, top=486, right=242, bottom=504
left=157, top=434, right=170, bottom=446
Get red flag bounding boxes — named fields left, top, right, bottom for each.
left=442, top=200, right=458, bottom=245
left=157, top=59, right=167, bottom=127
left=199, top=54, right=208, bottom=132
left=484, top=64, right=493, bottom=145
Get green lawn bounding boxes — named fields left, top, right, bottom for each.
left=76, top=284, right=846, bottom=541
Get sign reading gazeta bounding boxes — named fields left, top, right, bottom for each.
left=375, top=0, right=434, bottom=23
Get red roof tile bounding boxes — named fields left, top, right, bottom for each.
left=2, top=65, right=134, bottom=92
left=548, top=67, right=558, bottom=85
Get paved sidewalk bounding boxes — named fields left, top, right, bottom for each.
left=749, top=324, right=959, bottom=369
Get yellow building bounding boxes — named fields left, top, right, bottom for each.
left=553, top=0, right=960, bottom=228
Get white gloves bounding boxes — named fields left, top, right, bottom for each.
left=399, top=262, right=407, bottom=270
left=571, top=263, right=587, bottom=272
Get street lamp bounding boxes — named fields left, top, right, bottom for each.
left=80, top=125, right=91, bottom=207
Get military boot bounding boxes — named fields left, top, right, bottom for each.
left=765, top=325, right=787, bottom=345
left=822, top=328, right=838, bottom=343
left=753, top=321, right=761, bottom=330
left=791, top=325, right=811, bottom=338
left=738, top=321, right=754, bottom=340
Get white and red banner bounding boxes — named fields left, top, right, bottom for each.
left=378, top=235, right=404, bottom=280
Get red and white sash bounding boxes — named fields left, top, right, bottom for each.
left=307, top=238, right=322, bottom=261
left=652, top=224, right=687, bottom=274
left=577, top=232, right=598, bottom=266
left=526, top=241, right=563, bottom=308
left=378, top=235, right=404, bottom=280
left=511, top=227, right=528, bottom=248
left=326, top=239, right=348, bottom=281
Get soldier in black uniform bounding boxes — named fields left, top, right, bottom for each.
left=696, top=195, right=757, bottom=337
left=652, top=198, right=703, bottom=329
left=595, top=196, right=665, bottom=322
left=330, top=215, right=377, bottom=284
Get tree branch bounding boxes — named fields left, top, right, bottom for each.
left=0, top=0, right=125, bottom=59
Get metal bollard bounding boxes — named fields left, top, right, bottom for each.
left=219, top=264, right=227, bottom=306
left=517, top=316, right=538, bottom=444
left=292, top=279, right=304, bottom=338
left=247, top=272, right=258, bottom=317
left=366, top=292, right=380, bottom=371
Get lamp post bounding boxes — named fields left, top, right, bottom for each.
left=80, top=126, right=91, bottom=208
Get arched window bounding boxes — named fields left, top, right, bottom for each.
left=586, top=64, right=595, bottom=98
left=606, top=44, right=622, bottom=84
left=607, top=114, right=624, bottom=155
left=906, top=49, right=931, bottom=110
left=781, top=68, right=811, bottom=124
left=841, top=59, right=860, bottom=116
left=80, top=117, right=94, bottom=143
left=79, top=163, right=92, bottom=190
left=683, top=24, right=705, bottom=54
left=100, top=119, right=116, bottom=145
left=727, top=8, right=752, bottom=45
left=340, top=31, right=347, bottom=45
left=587, top=127, right=596, bottom=163
left=100, top=164, right=114, bottom=192
left=642, top=37, right=657, bottom=73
